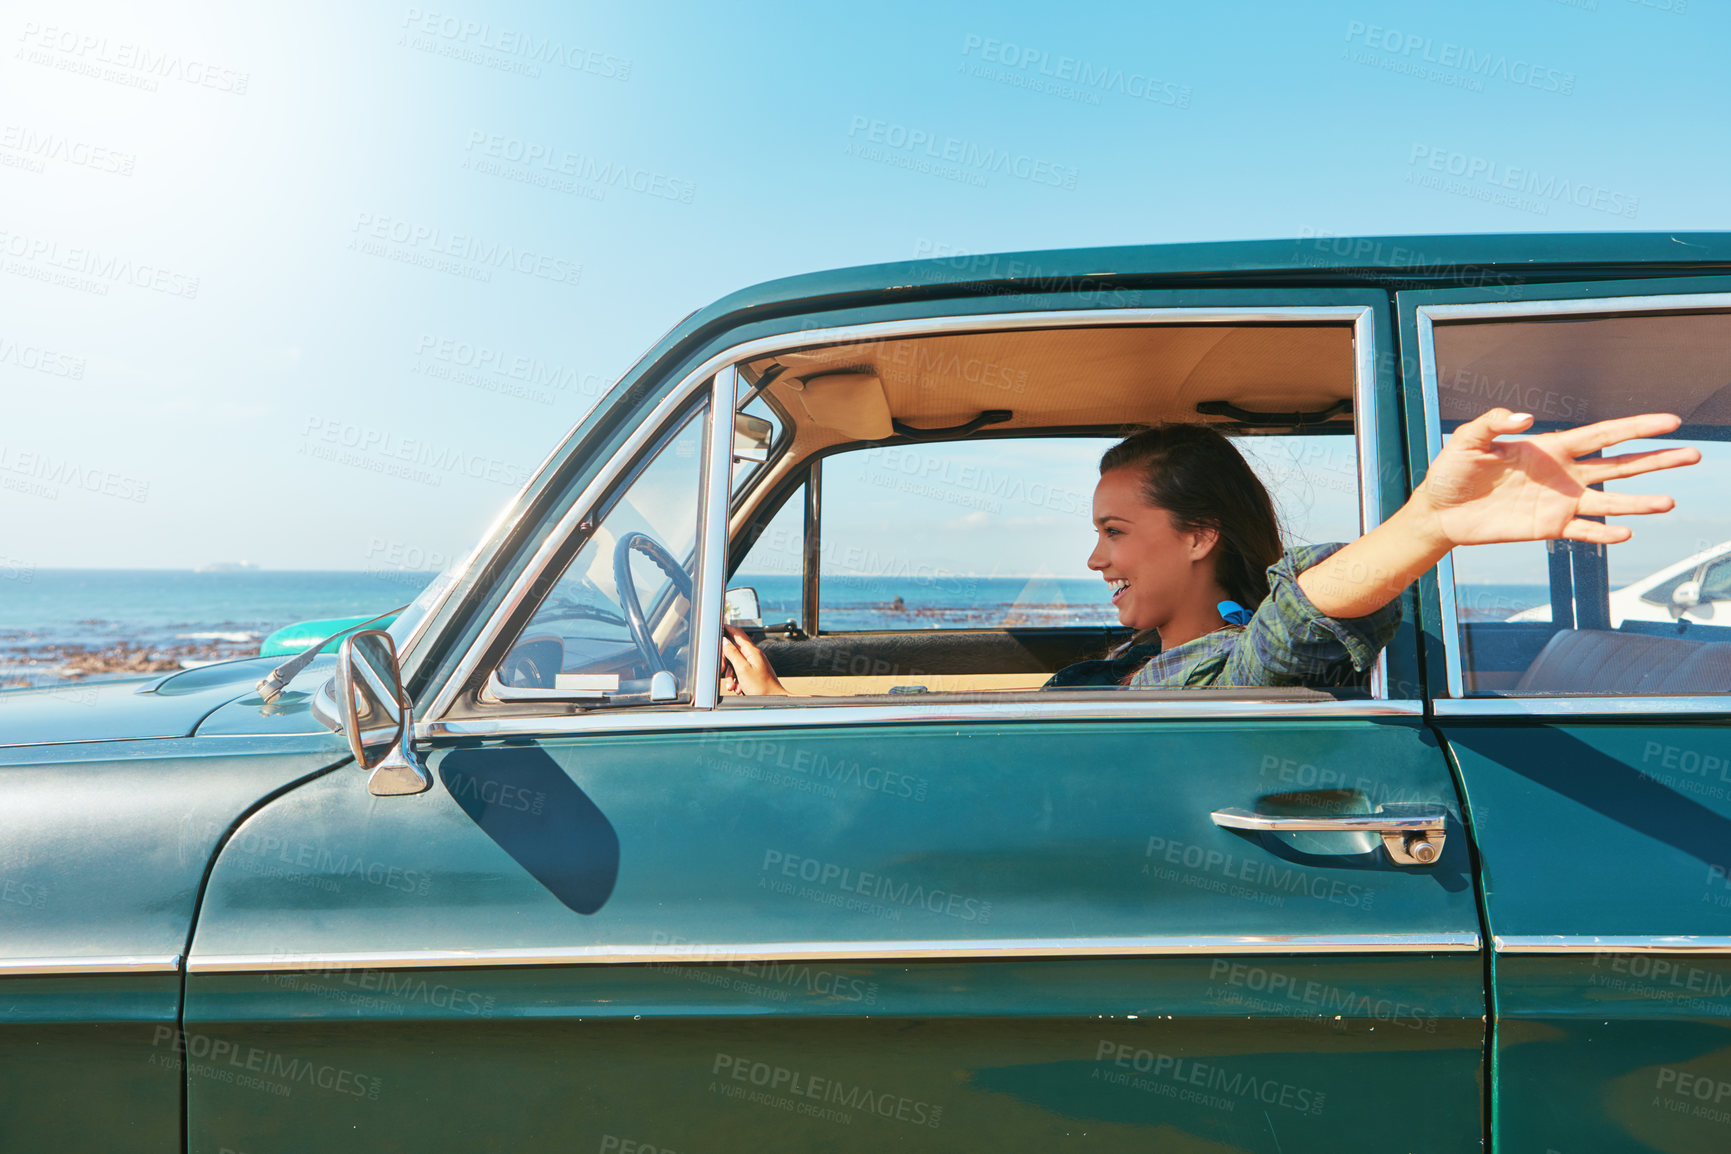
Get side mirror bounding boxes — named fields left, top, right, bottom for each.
left=336, top=629, right=431, bottom=797
left=1672, top=578, right=1703, bottom=617
left=724, top=586, right=762, bottom=627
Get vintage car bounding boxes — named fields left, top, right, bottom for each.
left=6, top=233, right=1731, bottom=1153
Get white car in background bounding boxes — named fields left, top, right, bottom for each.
left=1507, top=540, right=1731, bottom=625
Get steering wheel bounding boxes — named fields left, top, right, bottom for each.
left=612, top=531, right=695, bottom=675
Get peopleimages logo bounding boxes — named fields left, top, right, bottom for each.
left=300, top=416, right=532, bottom=489
left=0, top=124, right=136, bottom=175
left=1343, top=21, right=1575, bottom=94
left=349, top=212, right=582, bottom=287
left=959, top=34, right=1191, bottom=107
left=760, top=849, right=991, bottom=923
left=0, top=444, right=148, bottom=503
left=1095, top=1040, right=1325, bottom=1116
left=845, top=116, right=1079, bottom=189
left=399, top=8, right=631, bottom=80
left=15, top=21, right=251, bottom=94
left=711, top=1053, right=943, bottom=1129
left=463, top=132, right=695, bottom=203
left=1408, top=145, right=1639, bottom=219
left=0, top=227, right=200, bottom=298
left=0, top=335, right=85, bottom=379
left=151, top=1027, right=381, bottom=1099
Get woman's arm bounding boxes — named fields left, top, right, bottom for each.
left=1297, top=408, right=1702, bottom=619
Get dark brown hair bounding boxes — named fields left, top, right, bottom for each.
left=1100, top=424, right=1284, bottom=614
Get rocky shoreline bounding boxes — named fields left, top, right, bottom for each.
left=0, top=637, right=262, bottom=689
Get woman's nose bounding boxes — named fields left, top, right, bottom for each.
left=1087, top=538, right=1106, bottom=570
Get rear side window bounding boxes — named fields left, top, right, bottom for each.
left=1428, top=303, right=1731, bottom=696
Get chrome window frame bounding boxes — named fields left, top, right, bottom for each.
left=432, top=378, right=723, bottom=721
left=1415, top=291, right=1731, bottom=716
left=420, top=304, right=1399, bottom=734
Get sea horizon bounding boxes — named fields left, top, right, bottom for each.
left=2, top=567, right=1552, bottom=690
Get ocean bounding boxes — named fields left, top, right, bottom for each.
left=1, top=568, right=434, bottom=687
left=0, top=568, right=1551, bottom=688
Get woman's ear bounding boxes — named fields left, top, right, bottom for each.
left=1187, top=525, right=1222, bottom=561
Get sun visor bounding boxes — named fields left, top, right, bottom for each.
left=792, top=373, right=893, bottom=440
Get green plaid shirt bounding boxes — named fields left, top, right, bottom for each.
left=1121, top=543, right=1401, bottom=689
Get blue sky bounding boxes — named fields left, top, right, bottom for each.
left=2, top=0, right=1725, bottom=582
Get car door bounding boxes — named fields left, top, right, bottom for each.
left=1399, top=276, right=1731, bottom=1154
left=184, top=295, right=1487, bottom=1154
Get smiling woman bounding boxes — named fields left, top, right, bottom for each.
left=1042, top=422, right=1400, bottom=690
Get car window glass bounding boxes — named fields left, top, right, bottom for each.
left=732, top=483, right=805, bottom=633
left=496, top=402, right=707, bottom=702
left=1434, top=306, right=1731, bottom=695
left=815, top=433, right=1361, bottom=631
left=1699, top=556, right=1731, bottom=602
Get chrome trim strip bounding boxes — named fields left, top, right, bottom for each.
left=394, top=490, right=521, bottom=687
left=1414, top=291, right=1731, bottom=707
left=689, top=368, right=736, bottom=708
left=189, top=933, right=1480, bottom=973
left=1420, top=291, right=1731, bottom=322
left=1350, top=306, right=1389, bottom=699
left=1, top=954, right=182, bottom=976
left=422, top=380, right=713, bottom=723
left=423, top=304, right=1387, bottom=726
left=420, top=698, right=1425, bottom=740
left=1435, top=696, right=1731, bottom=717
left=1413, top=307, right=1465, bottom=700
left=1497, top=935, right=1731, bottom=954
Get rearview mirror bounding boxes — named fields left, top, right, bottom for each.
left=336, top=629, right=431, bottom=796
left=733, top=413, right=773, bottom=464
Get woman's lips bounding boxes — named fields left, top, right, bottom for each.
left=1108, top=580, right=1128, bottom=604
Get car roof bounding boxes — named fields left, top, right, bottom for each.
left=702, top=231, right=1731, bottom=321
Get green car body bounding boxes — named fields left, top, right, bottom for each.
left=7, top=232, right=1731, bottom=1153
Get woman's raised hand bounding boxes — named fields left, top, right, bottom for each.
left=1298, top=407, right=1701, bottom=619
left=1415, top=408, right=1701, bottom=548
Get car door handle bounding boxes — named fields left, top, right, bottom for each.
left=1209, top=806, right=1447, bottom=867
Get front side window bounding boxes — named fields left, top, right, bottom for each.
left=494, top=401, right=708, bottom=704
left=712, top=316, right=1390, bottom=700
left=1429, top=303, right=1731, bottom=696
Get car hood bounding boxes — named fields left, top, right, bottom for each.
left=0, top=656, right=328, bottom=748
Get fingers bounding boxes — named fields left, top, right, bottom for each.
left=723, top=626, right=765, bottom=667
left=1451, top=407, right=1534, bottom=452
left=1577, top=445, right=1702, bottom=484
left=1559, top=519, right=1634, bottom=545
left=721, top=628, right=784, bottom=695
left=1554, top=412, right=1683, bottom=456
left=720, top=634, right=753, bottom=671
left=1576, top=489, right=1676, bottom=518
